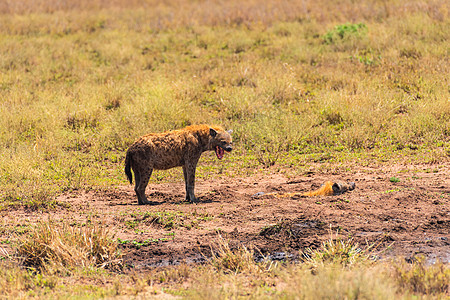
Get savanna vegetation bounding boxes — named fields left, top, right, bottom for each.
left=2, top=222, right=449, bottom=298
left=0, top=0, right=449, bottom=298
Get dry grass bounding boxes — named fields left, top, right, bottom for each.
left=208, top=235, right=275, bottom=275
left=0, top=1, right=449, bottom=297
left=186, top=237, right=449, bottom=299
left=1, top=0, right=447, bottom=28
left=0, top=261, right=58, bottom=298
left=393, top=256, right=450, bottom=295
left=2, top=233, right=449, bottom=298
left=281, top=263, right=398, bottom=299
left=1, top=1, right=448, bottom=206
left=300, top=228, right=387, bottom=268
left=16, top=220, right=123, bottom=273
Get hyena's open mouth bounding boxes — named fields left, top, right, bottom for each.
left=215, top=146, right=225, bottom=159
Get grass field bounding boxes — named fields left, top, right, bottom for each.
left=0, top=0, right=449, bottom=298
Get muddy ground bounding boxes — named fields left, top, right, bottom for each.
left=2, top=162, right=449, bottom=270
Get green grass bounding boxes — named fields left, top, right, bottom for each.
left=1, top=0, right=449, bottom=210
left=390, top=176, right=401, bottom=183
left=0, top=0, right=449, bottom=297
left=323, top=23, right=368, bottom=45
left=122, top=210, right=214, bottom=231
left=117, top=238, right=168, bottom=249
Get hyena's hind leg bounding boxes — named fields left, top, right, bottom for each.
left=135, top=166, right=153, bottom=205
left=133, top=167, right=141, bottom=202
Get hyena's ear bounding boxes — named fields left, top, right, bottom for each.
left=227, top=129, right=233, bottom=135
left=210, top=128, right=217, bottom=137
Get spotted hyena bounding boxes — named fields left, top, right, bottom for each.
left=124, top=124, right=232, bottom=204
left=256, top=181, right=356, bottom=198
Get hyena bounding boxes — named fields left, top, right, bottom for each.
left=302, top=181, right=355, bottom=196
left=124, top=124, right=232, bottom=204
left=254, top=181, right=356, bottom=198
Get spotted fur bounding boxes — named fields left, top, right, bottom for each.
left=125, top=124, right=232, bottom=204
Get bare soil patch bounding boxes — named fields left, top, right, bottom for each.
left=2, top=163, right=449, bottom=270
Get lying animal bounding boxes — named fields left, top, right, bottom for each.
left=303, top=181, right=355, bottom=196
left=253, top=181, right=356, bottom=198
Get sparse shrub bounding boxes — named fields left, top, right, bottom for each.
left=323, top=23, right=367, bottom=44
left=105, top=97, right=121, bottom=111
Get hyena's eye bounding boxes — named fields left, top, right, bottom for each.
left=221, top=141, right=227, bottom=145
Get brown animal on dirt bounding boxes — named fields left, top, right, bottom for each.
left=302, top=181, right=355, bottom=196
left=125, top=124, right=232, bottom=204
left=255, top=181, right=355, bottom=198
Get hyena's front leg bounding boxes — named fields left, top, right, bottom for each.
left=183, top=161, right=198, bottom=203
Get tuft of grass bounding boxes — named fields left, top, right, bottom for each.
left=282, top=263, right=397, bottom=299
left=0, top=184, right=63, bottom=212
left=301, top=230, right=381, bottom=267
left=207, top=235, right=273, bottom=274
left=208, top=236, right=256, bottom=274
left=236, top=110, right=303, bottom=168
left=392, top=256, right=450, bottom=295
left=390, top=176, right=401, bottom=183
left=0, top=260, right=130, bottom=298
left=16, top=220, right=123, bottom=272
left=157, top=264, right=191, bottom=284
left=0, top=261, right=59, bottom=298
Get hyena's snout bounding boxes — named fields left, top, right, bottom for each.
left=223, top=145, right=232, bottom=152
left=215, top=142, right=232, bottom=160
left=213, top=128, right=233, bottom=159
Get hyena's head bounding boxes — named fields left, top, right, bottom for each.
left=209, top=127, right=233, bottom=160
left=331, top=181, right=356, bottom=195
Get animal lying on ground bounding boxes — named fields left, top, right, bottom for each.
left=254, top=181, right=356, bottom=198
left=125, top=124, right=232, bottom=204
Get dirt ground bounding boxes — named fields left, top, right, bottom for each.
left=2, top=162, right=449, bottom=270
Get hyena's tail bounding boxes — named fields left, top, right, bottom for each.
left=124, top=151, right=133, bottom=184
